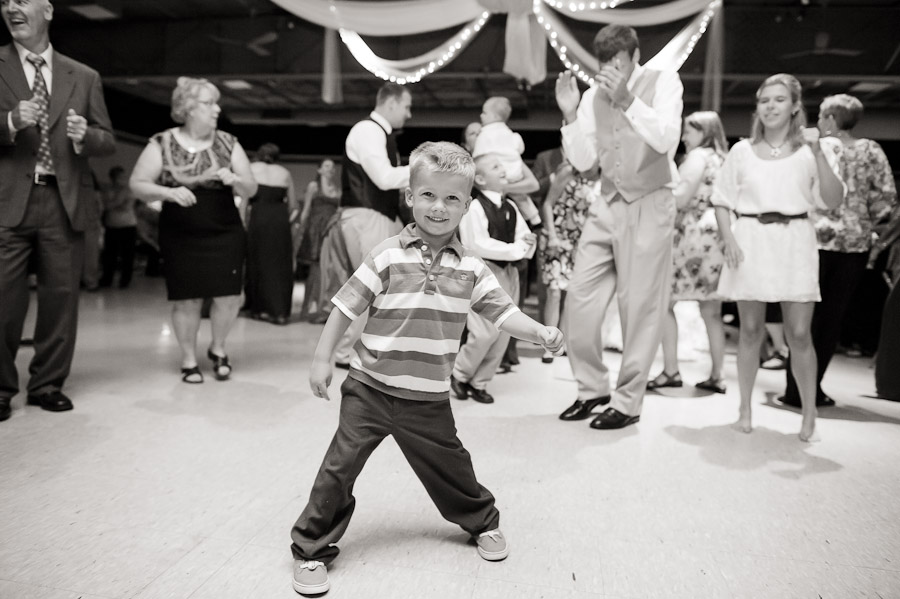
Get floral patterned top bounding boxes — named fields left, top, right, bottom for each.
left=813, top=138, right=897, bottom=253
left=151, top=128, right=236, bottom=190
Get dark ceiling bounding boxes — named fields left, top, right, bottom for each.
left=3, top=0, right=899, bottom=156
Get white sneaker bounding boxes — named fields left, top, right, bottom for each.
left=476, top=528, right=509, bottom=561
left=292, top=560, right=330, bottom=595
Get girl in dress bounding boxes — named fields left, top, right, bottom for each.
left=537, top=160, right=599, bottom=363
left=297, top=159, right=341, bottom=321
left=647, top=112, right=728, bottom=394
left=712, top=74, right=844, bottom=441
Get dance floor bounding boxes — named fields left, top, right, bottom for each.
left=1, top=275, right=898, bottom=599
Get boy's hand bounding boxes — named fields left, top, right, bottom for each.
left=523, top=233, right=537, bottom=247
left=309, top=358, right=333, bottom=401
left=540, top=326, right=565, bottom=355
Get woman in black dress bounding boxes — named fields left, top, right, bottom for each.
left=130, top=77, right=257, bottom=383
left=245, top=143, right=298, bottom=324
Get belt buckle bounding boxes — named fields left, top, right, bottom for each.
left=34, top=173, right=47, bottom=186
left=758, top=212, right=786, bottom=225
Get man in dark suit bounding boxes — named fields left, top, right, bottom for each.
left=0, top=0, right=115, bottom=422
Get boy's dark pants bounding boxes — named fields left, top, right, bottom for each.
left=291, top=376, right=500, bottom=564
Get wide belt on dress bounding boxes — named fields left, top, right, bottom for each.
left=736, top=212, right=807, bottom=225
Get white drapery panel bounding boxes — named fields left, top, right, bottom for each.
left=338, top=14, right=489, bottom=84
left=541, top=0, right=713, bottom=26
left=269, top=0, right=484, bottom=35
left=276, top=0, right=722, bottom=87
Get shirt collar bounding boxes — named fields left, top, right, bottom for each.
left=14, top=41, right=53, bottom=71
left=626, top=63, right=644, bottom=90
left=478, top=188, right=504, bottom=206
left=369, top=111, right=393, bottom=135
left=399, top=223, right=465, bottom=257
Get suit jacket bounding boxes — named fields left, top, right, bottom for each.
left=0, top=44, right=115, bottom=231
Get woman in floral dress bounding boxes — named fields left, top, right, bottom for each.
left=647, top=112, right=728, bottom=394
left=538, top=160, right=599, bottom=363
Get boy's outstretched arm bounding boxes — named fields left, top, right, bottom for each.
left=499, top=312, right=565, bottom=354
left=309, top=309, right=353, bottom=401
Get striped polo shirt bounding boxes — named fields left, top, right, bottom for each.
left=332, top=223, right=520, bottom=401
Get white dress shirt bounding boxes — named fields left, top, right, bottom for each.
left=560, top=64, right=683, bottom=179
left=345, top=111, right=410, bottom=191
left=459, top=189, right=535, bottom=262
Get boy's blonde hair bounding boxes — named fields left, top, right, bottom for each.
left=409, top=142, right=476, bottom=189
left=483, top=96, right=512, bottom=123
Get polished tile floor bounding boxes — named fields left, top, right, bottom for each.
left=1, top=276, right=898, bottom=599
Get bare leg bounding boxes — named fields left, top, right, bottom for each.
left=172, top=299, right=203, bottom=369
left=781, top=301, right=819, bottom=442
left=699, top=300, right=725, bottom=380
left=734, top=301, right=766, bottom=433
left=660, top=301, right=679, bottom=376
left=210, top=294, right=241, bottom=356
left=764, top=322, right=788, bottom=359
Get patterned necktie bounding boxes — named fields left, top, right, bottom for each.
left=26, top=54, right=53, bottom=172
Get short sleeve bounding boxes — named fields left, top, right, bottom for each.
left=469, top=259, right=519, bottom=326
left=810, top=138, right=845, bottom=211
left=331, top=251, right=384, bottom=320
left=865, top=141, right=898, bottom=222
left=711, top=142, right=744, bottom=211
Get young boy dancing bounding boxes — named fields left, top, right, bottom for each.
left=291, top=142, right=564, bottom=596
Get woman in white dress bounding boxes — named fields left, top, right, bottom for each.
left=712, top=74, right=844, bottom=442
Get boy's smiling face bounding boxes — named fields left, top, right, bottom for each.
left=405, top=169, right=472, bottom=247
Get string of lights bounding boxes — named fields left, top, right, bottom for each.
left=537, top=0, right=721, bottom=84
left=337, top=0, right=719, bottom=86
left=338, top=13, right=490, bottom=84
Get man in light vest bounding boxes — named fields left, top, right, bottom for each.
left=554, top=24, right=683, bottom=429
left=333, top=82, right=412, bottom=367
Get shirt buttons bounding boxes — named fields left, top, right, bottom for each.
left=421, top=245, right=428, bottom=251
left=425, top=259, right=432, bottom=265
left=428, top=274, right=435, bottom=281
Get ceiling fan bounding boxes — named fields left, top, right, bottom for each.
left=780, top=31, right=861, bottom=60
left=208, top=31, right=279, bottom=57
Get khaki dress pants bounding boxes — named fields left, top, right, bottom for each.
left=564, top=188, right=675, bottom=416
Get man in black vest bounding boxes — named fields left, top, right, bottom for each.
left=451, top=153, right=536, bottom=404
left=333, top=82, right=412, bottom=366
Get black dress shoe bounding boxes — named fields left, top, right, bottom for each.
left=469, top=387, right=495, bottom=404
left=0, top=398, right=10, bottom=422
left=450, top=375, right=469, bottom=399
left=26, top=391, right=74, bottom=412
left=559, top=396, right=610, bottom=421
left=590, top=407, right=639, bottom=429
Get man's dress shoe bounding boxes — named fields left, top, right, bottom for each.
left=590, top=407, right=640, bottom=429
left=26, top=391, right=74, bottom=412
left=559, top=396, right=610, bottom=421
left=469, top=387, right=495, bottom=404
left=0, top=398, right=10, bottom=422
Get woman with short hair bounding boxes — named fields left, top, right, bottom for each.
left=130, top=77, right=257, bottom=383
